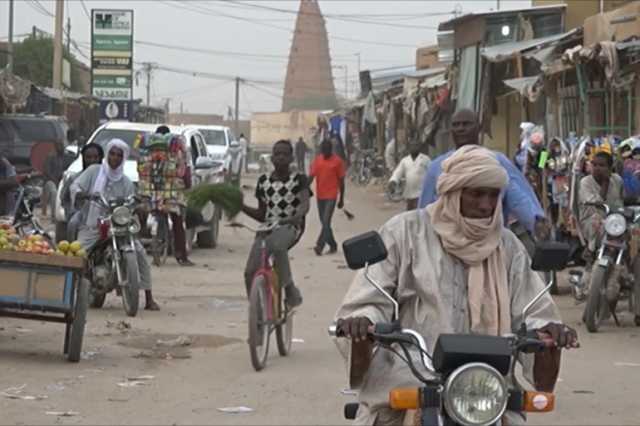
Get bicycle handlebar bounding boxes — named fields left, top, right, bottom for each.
left=227, top=221, right=279, bottom=234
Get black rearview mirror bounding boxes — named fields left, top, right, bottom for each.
left=531, top=241, right=570, bottom=272
left=342, top=231, right=388, bottom=270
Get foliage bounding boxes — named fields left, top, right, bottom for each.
left=1, top=36, right=84, bottom=92
left=187, top=183, right=244, bottom=219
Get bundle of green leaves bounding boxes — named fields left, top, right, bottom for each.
left=187, top=183, right=244, bottom=219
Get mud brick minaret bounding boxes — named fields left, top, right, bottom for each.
left=282, top=0, right=337, bottom=112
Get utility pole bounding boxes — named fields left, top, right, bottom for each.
left=355, top=52, right=361, bottom=74
left=496, top=0, right=500, bottom=11
left=7, top=0, right=14, bottom=73
left=66, top=17, right=71, bottom=53
left=52, top=0, right=64, bottom=90
left=139, top=62, right=156, bottom=106
left=343, top=65, right=348, bottom=99
left=234, top=77, right=240, bottom=135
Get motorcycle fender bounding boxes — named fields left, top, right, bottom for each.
left=598, top=257, right=611, bottom=268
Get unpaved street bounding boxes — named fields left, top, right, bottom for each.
left=1, top=178, right=640, bottom=425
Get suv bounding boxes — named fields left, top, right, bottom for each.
left=0, top=114, right=69, bottom=173
left=196, top=125, right=236, bottom=162
left=54, top=122, right=226, bottom=248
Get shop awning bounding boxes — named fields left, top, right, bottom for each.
left=481, top=29, right=579, bottom=63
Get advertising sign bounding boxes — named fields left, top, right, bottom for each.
left=91, top=9, right=133, bottom=104
left=99, top=100, right=133, bottom=122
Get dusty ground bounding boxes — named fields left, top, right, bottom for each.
left=1, top=177, right=640, bottom=425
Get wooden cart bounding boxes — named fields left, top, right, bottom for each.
left=0, top=251, right=88, bottom=362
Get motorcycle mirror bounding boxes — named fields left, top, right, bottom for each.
left=531, top=241, right=570, bottom=272
left=342, top=231, right=398, bottom=321
left=342, top=231, right=388, bottom=270
left=520, top=242, right=570, bottom=333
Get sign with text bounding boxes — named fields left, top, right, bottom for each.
left=91, top=9, right=133, bottom=103
left=99, top=100, right=132, bottom=122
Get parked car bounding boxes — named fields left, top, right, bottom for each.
left=0, top=114, right=71, bottom=173
left=195, top=125, right=237, bottom=163
left=54, top=122, right=225, bottom=248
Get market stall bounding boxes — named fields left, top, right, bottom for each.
left=0, top=234, right=87, bottom=363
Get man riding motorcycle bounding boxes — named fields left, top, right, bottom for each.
left=335, top=146, right=578, bottom=425
left=70, top=139, right=160, bottom=311
left=578, top=151, right=625, bottom=297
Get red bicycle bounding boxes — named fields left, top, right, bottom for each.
left=229, top=222, right=294, bottom=371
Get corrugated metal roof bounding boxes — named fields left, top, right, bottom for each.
left=438, top=4, right=566, bottom=31
left=481, top=28, right=579, bottom=62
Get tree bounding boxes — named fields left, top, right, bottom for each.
left=1, top=35, right=85, bottom=93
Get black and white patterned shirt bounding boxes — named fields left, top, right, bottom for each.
left=255, top=172, right=308, bottom=224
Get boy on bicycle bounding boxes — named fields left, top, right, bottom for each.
left=241, top=140, right=310, bottom=308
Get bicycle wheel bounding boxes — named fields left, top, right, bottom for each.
left=151, top=214, right=170, bottom=266
left=248, top=275, right=270, bottom=371
left=276, top=310, right=293, bottom=357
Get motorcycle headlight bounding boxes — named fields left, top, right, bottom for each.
left=443, top=363, right=508, bottom=426
left=112, top=206, right=132, bottom=226
left=604, top=213, right=626, bottom=237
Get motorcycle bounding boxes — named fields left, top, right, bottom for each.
left=330, top=232, right=569, bottom=425
left=84, top=194, right=143, bottom=317
left=353, top=149, right=385, bottom=186
left=12, top=183, right=55, bottom=245
left=583, top=202, right=640, bottom=332
left=385, top=178, right=405, bottom=203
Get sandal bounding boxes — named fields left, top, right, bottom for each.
left=177, top=258, right=195, bottom=267
left=145, top=301, right=161, bottom=311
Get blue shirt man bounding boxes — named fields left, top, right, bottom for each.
left=418, top=109, right=545, bottom=234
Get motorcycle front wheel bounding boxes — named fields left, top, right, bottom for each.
left=121, top=252, right=140, bottom=317
left=584, top=264, right=609, bottom=332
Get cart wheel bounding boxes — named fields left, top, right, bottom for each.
left=67, top=278, right=89, bottom=362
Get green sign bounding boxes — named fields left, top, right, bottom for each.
left=92, top=75, right=131, bottom=88
left=91, top=9, right=134, bottom=101
left=92, top=34, right=132, bottom=51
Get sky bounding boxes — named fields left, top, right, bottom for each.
left=1, top=0, right=532, bottom=117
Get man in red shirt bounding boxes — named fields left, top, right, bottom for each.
left=310, top=139, right=346, bottom=255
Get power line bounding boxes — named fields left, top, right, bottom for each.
left=155, top=80, right=231, bottom=98
left=245, top=82, right=283, bottom=100
left=160, top=1, right=417, bottom=48
left=225, top=1, right=444, bottom=29
left=153, top=63, right=281, bottom=85
left=216, top=1, right=451, bottom=20
left=25, top=0, right=54, bottom=18
left=79, top=0, right=91, bottom=21
left=32, top=0, right=55, bottom=17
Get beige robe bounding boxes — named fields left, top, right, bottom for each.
left=578, top=174, right=624, bottom=252
left=334, top=209, right=562, bottom=425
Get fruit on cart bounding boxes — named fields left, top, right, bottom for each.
left=55, top=240, right=86, bottom=258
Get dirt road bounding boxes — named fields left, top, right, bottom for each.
left=1, top=178, right=640, bottom=425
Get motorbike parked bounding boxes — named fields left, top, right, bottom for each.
left=83, top=194, right=143, bottom=317
left=352, top=149, right=385, bottom=186
left=583, top=202, right=640, bottom=332
left=385, top=178, right=405, bottom=203
left=12, top=182, right=55, bottom=245
left=330, top=232, right=569, bottom=425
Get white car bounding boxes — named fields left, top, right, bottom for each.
left=54, top=121, right=226, bottom=248
left=194, top=125, right=238, bottom=163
